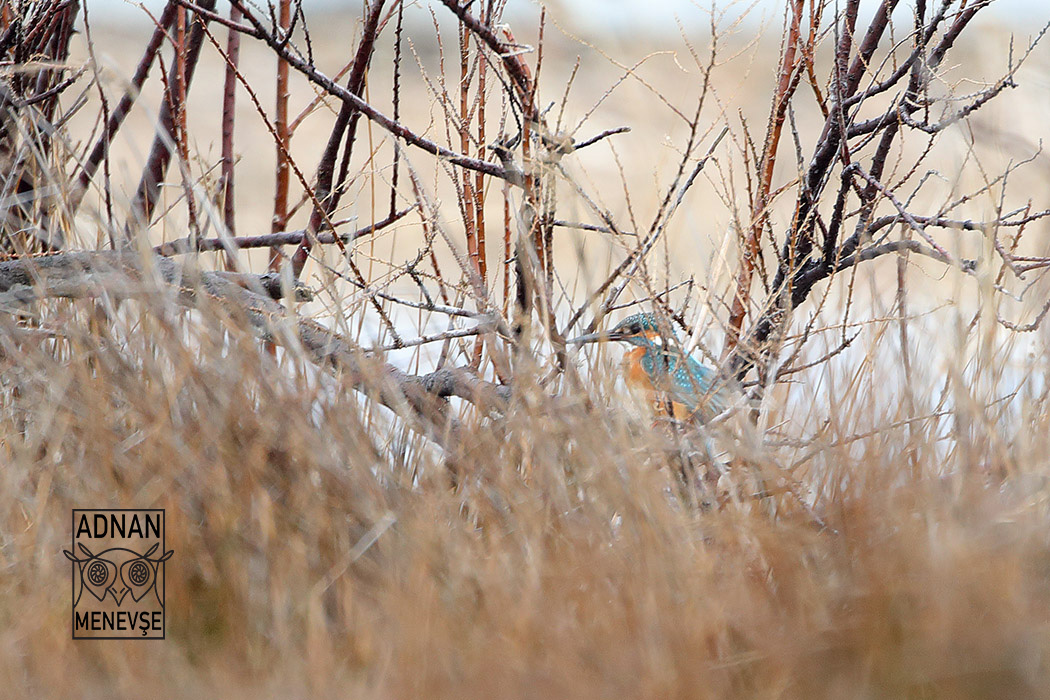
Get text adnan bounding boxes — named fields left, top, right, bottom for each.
left=75, top=512, right=161, bottom=540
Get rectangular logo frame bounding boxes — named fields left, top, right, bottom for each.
left=66, top=508, right=171, bottom=640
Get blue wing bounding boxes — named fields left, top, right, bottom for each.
left=641, top=348, right=730, bottom=419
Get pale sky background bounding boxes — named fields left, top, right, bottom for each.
left=560, top=0, right=1048, bottom=32
left=90, top=0, right=1050, bottom=31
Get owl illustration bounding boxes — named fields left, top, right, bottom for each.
left=64, top=542, right=173, bottom=608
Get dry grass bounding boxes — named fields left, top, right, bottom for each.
left=4, top=285, right=1050, bottom=699
left=3, top=274, right=1050, bottom=698
left=3, top=2, right=1050, bottom=698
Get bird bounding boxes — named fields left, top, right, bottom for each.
left=567, top=312, right=733, bottom=422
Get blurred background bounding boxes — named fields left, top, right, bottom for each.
left=6, top=2, right=1050, bottom=697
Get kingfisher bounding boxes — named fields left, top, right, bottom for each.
left=568, top=312, right=733, bottom=422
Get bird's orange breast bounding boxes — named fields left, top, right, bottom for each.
left=622, top=347, right=693, bottom=420
left=622, top=346, right=654, bottom=391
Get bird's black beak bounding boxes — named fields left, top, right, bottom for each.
left=566, top=329, right=626, bottom=345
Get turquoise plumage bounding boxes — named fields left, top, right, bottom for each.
left=568, top=312, right=732, bottom=421
left=637, top=339, right=728, bottom=416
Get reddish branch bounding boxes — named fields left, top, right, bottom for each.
left=458, top=18, right=482, bottom=295
left=173, top=6, right=201, bottom=240
left=219, top=2, right=243, bottom=270
left=292, top=0, right=385, bottom=277
left=71, top=2, right=178, bottom=214
left=270, top=0, right=292, bottom=273
left=725, top=0, right=805, bottom=352
left=126, top=0, right=216, bottom=237
left=437, top=0, right=538, bottom=122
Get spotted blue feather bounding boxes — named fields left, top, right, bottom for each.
left=613, top=313, right=731, bottom=419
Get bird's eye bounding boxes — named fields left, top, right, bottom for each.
left=630, top=323, right=642, bottom=334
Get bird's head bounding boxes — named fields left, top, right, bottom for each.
left=568, top=312, right=673, bottom=348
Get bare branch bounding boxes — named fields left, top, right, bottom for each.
left=154, top=207, right=414, bottom=257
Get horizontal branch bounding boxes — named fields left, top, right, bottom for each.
left=552, top=219, right=634, bottom=236
left=849, top=77, right=1017, bottom=139
left=370, top=324, right=491, bottom=352
left=154, top=207, right=413, bottom=256
left=899, top=77, right=1016, bottom=134
left=835, top=239, right=974, bottom=272
left=867, top=208, right=1050, bottom=237
left=0, top=251, right=511, bottom=435
left=999, top=296, right=1050, bottom=333
left=571, top=126, right=631, bottom=152
left=846, top=163, right=955, bottom=263
left=0, top=250, right=315, bottom=303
